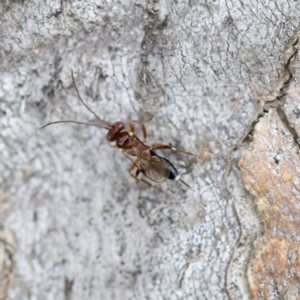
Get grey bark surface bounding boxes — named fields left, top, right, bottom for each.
left=0, top=1, right=299, bottom=299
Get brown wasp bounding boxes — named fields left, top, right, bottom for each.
left=42, top=71, right=193, bottom=189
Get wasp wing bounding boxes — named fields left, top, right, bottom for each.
left=122, top=150, right=171, bottom=183
left=139, top=154, right=171, bottom=183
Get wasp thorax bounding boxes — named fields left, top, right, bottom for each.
left=116, top=131, right=131, bottom=148
left=106, top=122, right=124, bottom=142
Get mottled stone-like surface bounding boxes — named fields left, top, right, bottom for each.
left=1, top=0, right=300, bottom=299
left=0, top=225, right=15, bottom=300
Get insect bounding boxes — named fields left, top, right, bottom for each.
left=42, top=71, right=193, bottom=189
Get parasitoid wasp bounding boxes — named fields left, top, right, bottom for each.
left=42, top=71, right=194, bottom=189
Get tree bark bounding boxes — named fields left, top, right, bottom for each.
left=0, top=1, right=300, bottom=299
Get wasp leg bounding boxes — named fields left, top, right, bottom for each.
left=130, top=121, right=147, bottom=143
left=127, top=165, right=163, bottom=192
left=129, top=121, right=135, bottom=135
left=152, top=144, right=195, bottom=156
left=141, top=124, right=147, bottom=143
left=128, top=162, right=136, bottom=173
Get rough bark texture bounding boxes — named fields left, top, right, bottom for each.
left=239, top=34, right=300, bottom=299
left=0, top=1, right=300, bottom=299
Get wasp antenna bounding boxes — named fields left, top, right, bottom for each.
left=40, top=120, right=105, bottom=129
left=71, top=70, right=111, bottom=129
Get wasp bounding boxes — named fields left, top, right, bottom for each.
left=42, top=71, right=193, bottom=189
